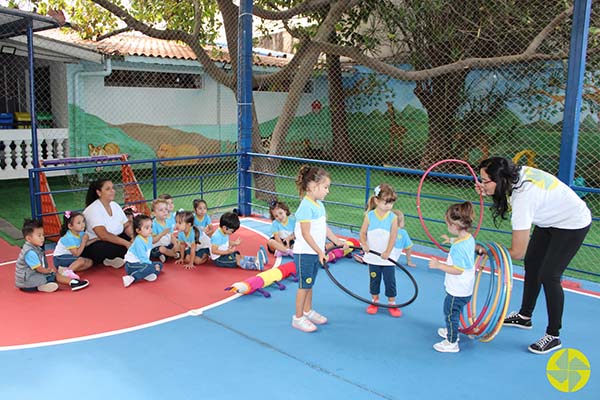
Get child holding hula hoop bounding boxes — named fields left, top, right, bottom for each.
left=429, top=202, right=476, bottom=353
left=359, top=183, right=402, bottom=318
left=292, top=165, right=346, bottom=332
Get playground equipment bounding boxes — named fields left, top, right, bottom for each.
left=513, top=149, right=538, bottom=167
left=37, top=154, right=150, bottom=240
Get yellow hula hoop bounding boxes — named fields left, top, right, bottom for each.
left=481, top=245, right=513, bottom=342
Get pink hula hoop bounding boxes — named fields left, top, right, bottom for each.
left=416, top=159, right=484, bottom=252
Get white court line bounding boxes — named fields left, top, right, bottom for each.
left=0, top=219, right=271, bottom=352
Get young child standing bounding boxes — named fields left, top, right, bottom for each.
left=428, top=202, right=476, bottom=353
left=292, top=165, right=346, bottom=332
left=150, top=199, right=180, bottom=262
left=210, top=212, right=268, bottom=270
left=53, top=211, right=94, bottom=279
left=359, top=184, right=402, bottom=318
left=123, top=215, right=163, bottom=287
left=16, top=219, right=89, bottom=292
left=391, top=210, right=416, bottom=267
left=266, top=201, right=296, bottom=257
left=174, top=211, right=210, bottom=269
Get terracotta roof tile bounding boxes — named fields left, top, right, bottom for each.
left=38, top=28, right=290, bottom=68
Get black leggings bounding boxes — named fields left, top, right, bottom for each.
left=520, top=224, right=590, bottom=336
left=82, top=232, right=130, bottom=265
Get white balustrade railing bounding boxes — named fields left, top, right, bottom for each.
left=0, top=128, right=69, bottom=180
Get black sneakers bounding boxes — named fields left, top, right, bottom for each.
left=503, top=311, right=532, bottom=329
left=528, top=334, right=562, bottom=355
left=70, top=279, right=90, bottom=291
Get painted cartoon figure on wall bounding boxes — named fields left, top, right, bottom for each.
left=88, top=143, right=121, bottom=156
left=156, top=143, right=200, bottom=166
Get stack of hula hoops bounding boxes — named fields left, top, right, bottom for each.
left=460, top=242, right=513, bottom=342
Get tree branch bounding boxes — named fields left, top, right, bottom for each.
left=96, top=26, right=132, bottom=41
left=254, top=0, right=336, bottom=20
left=526, top=5, right=573, bottom=54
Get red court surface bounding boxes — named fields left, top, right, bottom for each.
left=0, top=226, right=268, bottom=347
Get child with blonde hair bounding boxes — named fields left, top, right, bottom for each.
left=150, top=199, right=180, bottom=262
left=429, top=202, right=476, bottom=353
left=359, top=183, right=402, bottom=317
left=267, top=201, right=296, bottom=257
left=391, top=210, right=416, bottom=267
left=292, top=165, right=346, bottom=332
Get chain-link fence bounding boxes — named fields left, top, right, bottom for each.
left=0, top=2, right=598, bottom=279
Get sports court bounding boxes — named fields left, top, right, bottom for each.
left=1, top=218, right=597, bottom=400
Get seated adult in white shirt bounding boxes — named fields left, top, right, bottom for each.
left=82, top=179, right=131, bottom=268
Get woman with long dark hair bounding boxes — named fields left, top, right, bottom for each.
left=82, top=179, right=131, bottom=268
left=477, top=157, right=591, bottom=354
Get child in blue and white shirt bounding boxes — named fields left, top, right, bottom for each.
left=210, top=212, right=267, bottom=270
left=174, top=211, right=210, bottom=269
left=123, top=214, right=163, bottom=287
left=429, top=202, right=476, bottom=353
left=53, top=211, right=93, bottom=280
left=391, top=210, right=416, bottom=267
left=267, top=201, right=296, bottom=258
left=150, top=199, right=179, bottom=262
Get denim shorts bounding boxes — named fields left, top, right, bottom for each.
left=53, top=254, right=78, bottom=268
left=150, top=243, right=174, bottom=259
left=185, top=247, right=210, bottom=258
left=294, top=253, right=320, bottom=289
left=213, top=251, right=240, bottom=268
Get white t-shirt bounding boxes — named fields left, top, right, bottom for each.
left=83, top=199, right=128, bottom=240
left=294, top=197, right=327, bottom=255
left=510, top=167, right=591, bottom=231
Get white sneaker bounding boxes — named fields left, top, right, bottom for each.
left=104, top=257, right=125, bottom=268
left=144, top=273, right=158, bottom=282
left=37, top=282, right=58, bottom=292
left=437, top=328, right=460, bottom=342
left=292, top=315, right=317, bottom=332
left=159, top=254, right=166, bottom=263
left=433, top=339, right=460, bottom=353
left=122, top=275, right=135, bottom=287
left=304, top=309, right=328, bottom=325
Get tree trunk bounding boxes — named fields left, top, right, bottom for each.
left=327, top=53, right=352, bottom=162
left=415, top=72, right=467, bottom=170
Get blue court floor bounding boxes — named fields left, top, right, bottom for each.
left=0, top=218, right=597, bottom=400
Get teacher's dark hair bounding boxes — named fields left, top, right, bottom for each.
left=85, top=178, right=111, bottom=207
left=478, top=157, right=521, bottom=226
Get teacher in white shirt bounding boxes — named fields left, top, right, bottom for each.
left=82, top=179, right=132, bottom=268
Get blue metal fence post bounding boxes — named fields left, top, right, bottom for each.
left=27, top=20, right=42, bottom=218
left=237, top=0, right=253, bottom=216
left=558, top=0, right=592, bottom=184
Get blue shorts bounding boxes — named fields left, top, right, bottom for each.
left=185, top=247, right=210, bottom=258
left=150, top=243, right=174, bottom=259
left=53, top=254, right=78, bottom=268
left=213, top=251, right=240, bottom=268
left=294, top=253, right=320, bottom=289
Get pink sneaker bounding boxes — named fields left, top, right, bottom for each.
left=292, top=315, right=317, bottom=332
left=285, top=248, right=294, bottom=257
left=274, top=250, right=285, bottom=257
left=61, top=268, right=80, bottom=280
left=366, top=304, right=378, bottom=314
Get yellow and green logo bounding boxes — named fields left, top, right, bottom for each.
left=546, top=348, right=591, bottom=393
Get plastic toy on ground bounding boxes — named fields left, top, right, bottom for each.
left=225, top=261, right=297, bottom=298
